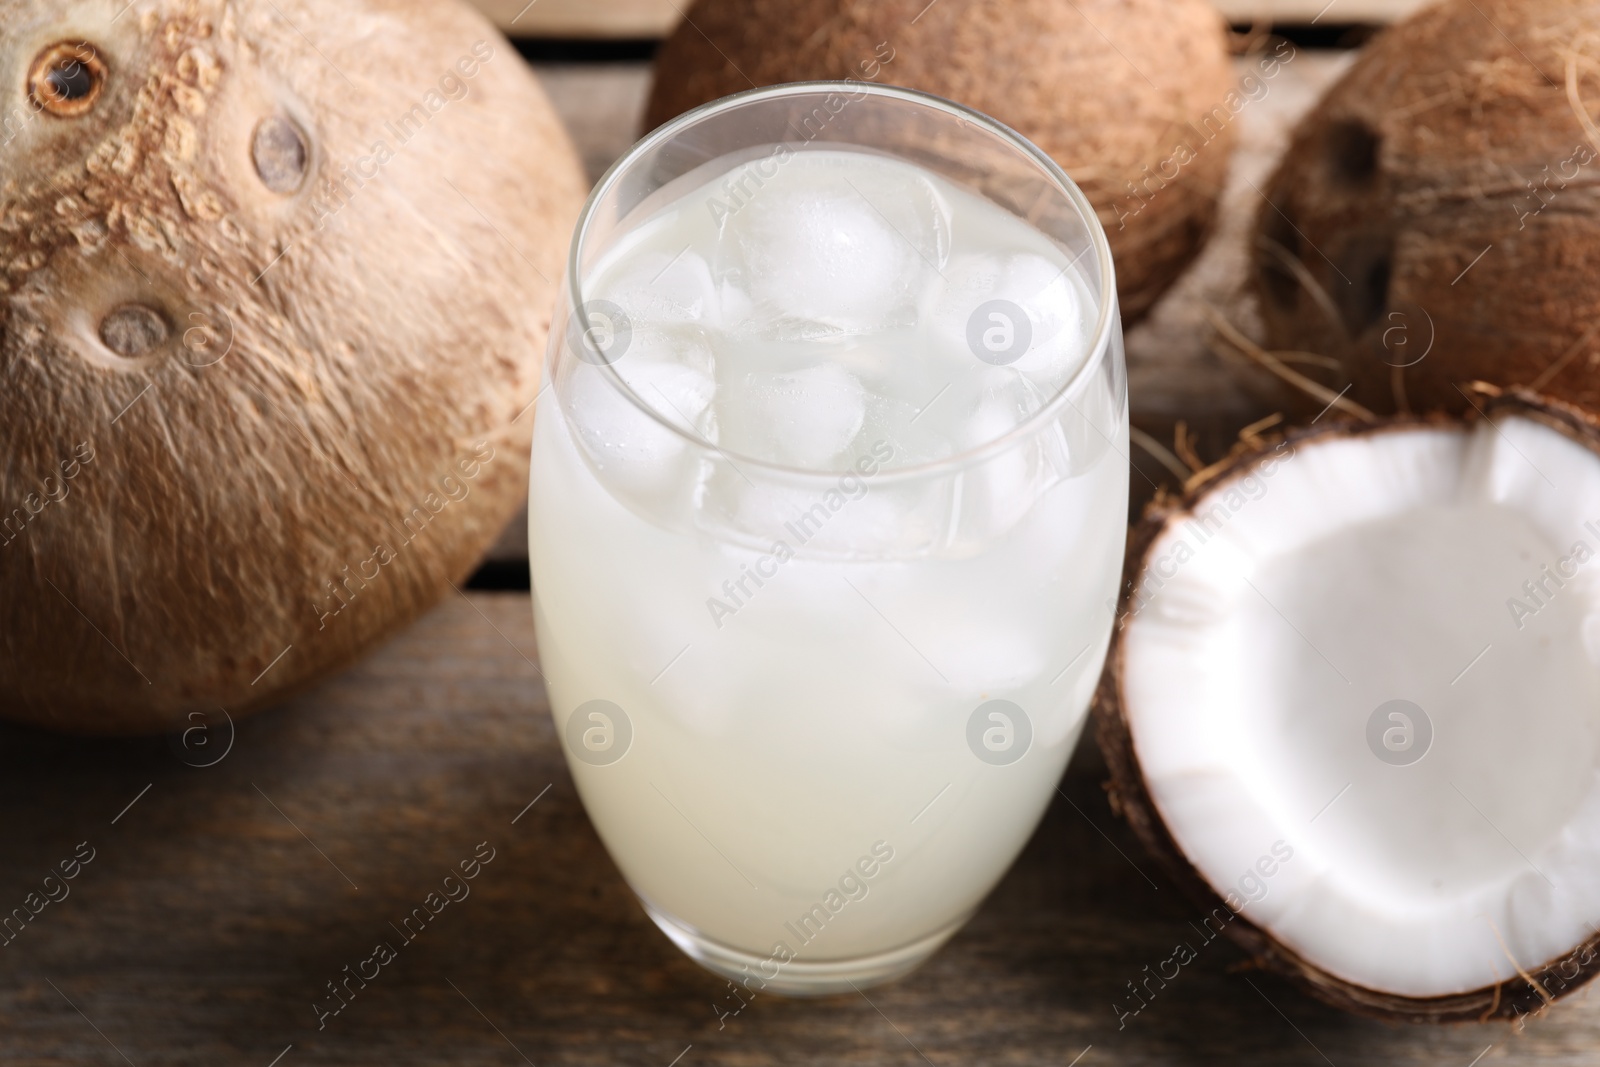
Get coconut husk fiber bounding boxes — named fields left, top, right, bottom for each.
left=0, top=0, right=586, bottom=733
left=1255, top=0, right=1600, bottom=417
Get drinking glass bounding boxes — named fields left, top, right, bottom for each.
left=529, top=82, right=1128, bottom=995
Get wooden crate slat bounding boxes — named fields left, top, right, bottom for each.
left=468, top=0, right=1419, bottom=37
left=471, top=0, right=679, bottom=37
left=1213, top=0, right=1423, bottom=22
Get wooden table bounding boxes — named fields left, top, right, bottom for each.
left=4, top=593, right=1594, bottom=1065
left=6, top=47, right=1599, bottom=1067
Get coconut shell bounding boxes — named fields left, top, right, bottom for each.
left=1094, top=387, right=1600, bottom=1022
left=642, top=0, right=1238, bottom=323
left=0, top=0, right=587, bottom=734
left=1253, top=0, right=1600, bottom=417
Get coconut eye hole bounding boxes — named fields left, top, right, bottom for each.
left=28, top=41, right=108, bottom=117
left=251, top=115, right=310, bottom=194
left=1333, top=235, right=1394, bottom=337
left=100, top=304, right=171, bottom=359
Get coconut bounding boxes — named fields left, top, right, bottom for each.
left=0, top=0, right=586, bottom=734
left=1097, top=387, right=1600, bottom=1021
left=642, top=0, right=1240, bottom=323
left=1253, top=0, right=1600, bottom=417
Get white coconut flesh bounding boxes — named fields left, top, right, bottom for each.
left=1122, top=415, right=1600, bottom=998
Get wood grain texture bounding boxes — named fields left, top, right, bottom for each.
left=472, top=0, right=680, bottom=38
left=1213, top=0, right=1425, bottom=21
left=468, top=0, right=1425, bottom=37
left=1, top=591, right=1594, bottom=1064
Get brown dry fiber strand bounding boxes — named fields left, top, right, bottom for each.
left=1255, top=0, right=1600, bottom=417
left=644, top=0, right=1240, bottom=324
left=0, top=0, right=587, bottom=734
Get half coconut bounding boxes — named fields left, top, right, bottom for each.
left=1099, top=388, right=1600, bottom=1022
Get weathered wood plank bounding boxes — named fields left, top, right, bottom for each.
left=474, top=0, right=679, bottom=39
left=0, top=592, right=1593, bottom=1064
left=472, top=0, right=1422, bottom=38
left=535, top=63, right=654, bottom=186
left=1213, top=0, right=1424, bottom=22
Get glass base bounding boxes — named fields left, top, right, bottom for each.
left=641, top=898, right=970, bottom=997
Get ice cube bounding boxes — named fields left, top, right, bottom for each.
left=946, top=383, right=1051, bottom=545
left=617, top=328, right=719, bottom=440
left=923, top=251, right=1090, bottom=384
left=715, top=361, right=866, bottom=469
left=565, top=328, right=717, bottom=515
left=714, top=151, right=952, bottom=337
left=1001, top=253, right=1087, bottom=350
left=700, top=473, right=818, bottom=548
left=696, top=452, right=929, bottom=558
left=600, top=246, right=719, bottom=327
left=963, top=374, right=1052, bottom=448
left=566, top=363, right=687, bottom=507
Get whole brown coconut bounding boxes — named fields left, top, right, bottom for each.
left=1254, top=0, right=1600, bottom=416
left=643, top=0, right=1240, bottom=323
left=0, top=0, right=586, bottom=733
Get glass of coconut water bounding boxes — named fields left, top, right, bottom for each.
left=529, top=83, right=1127, bottom=995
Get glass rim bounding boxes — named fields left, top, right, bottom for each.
left=565, top=80, right=1120, bottom=484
